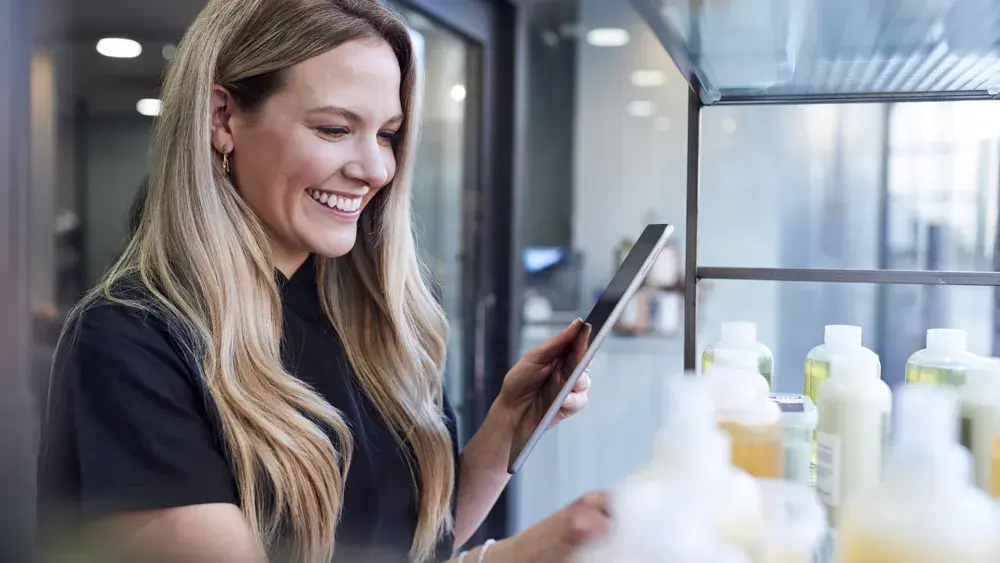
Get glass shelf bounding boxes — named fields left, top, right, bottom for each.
left=629, top=0, right=1000, bottom=105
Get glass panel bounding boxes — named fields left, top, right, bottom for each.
left=639, top=0, right=1000, bottom=102
left=392, top=4, right=477, bottom=433
left=699, top=100, right=1000, bottom=271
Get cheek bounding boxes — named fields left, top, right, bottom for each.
left=283, top=140, right=345, bottom=191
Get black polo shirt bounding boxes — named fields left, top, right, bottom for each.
left=37, top=256, right=459, bottom=562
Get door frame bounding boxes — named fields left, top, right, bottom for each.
left=392, top=0, right=521, bottom=545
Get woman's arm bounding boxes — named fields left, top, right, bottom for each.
left=86, top=504, right=265, bottom=563
left=452, top=403, right=518, bottom=548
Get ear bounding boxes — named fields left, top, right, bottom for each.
left=210, top=84, right=236, bottom=155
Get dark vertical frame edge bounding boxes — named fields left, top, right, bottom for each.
left=683, top=88, right=701, bottom=371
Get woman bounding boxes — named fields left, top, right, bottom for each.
left=37, top=1, right=609, bottom=562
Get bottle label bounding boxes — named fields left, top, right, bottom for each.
left=816, top=431, right=841, bottom=507
left=961, top=413, right=974, bottom=452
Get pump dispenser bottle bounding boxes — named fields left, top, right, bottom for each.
left=905, top=329, right=979, bottom=387
left=959, top=358, right=1000, bottom=497
left=705, top=350, right=784, bottom=479
left=804, top=325, right=880, bottom=404
left=702, top=321, right=774, bottom=388
left=815, top=352, right=891, bottom=527
left=633, top=375, right=765, bottom=558
left=839, top=385, right=1000, bottom=563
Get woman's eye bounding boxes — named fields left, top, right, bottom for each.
left=378, top=131, right=400, bottom=146
left=317, top=126, right=349, bottom=137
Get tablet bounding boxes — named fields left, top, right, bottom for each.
left=507, top=224, right=675, bottom=474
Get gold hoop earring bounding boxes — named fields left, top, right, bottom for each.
left=222, top=152, right=231, bottom=174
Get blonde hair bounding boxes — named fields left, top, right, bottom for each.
left=66, top=0, right=453, bottom=561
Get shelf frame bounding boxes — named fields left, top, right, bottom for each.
left=629, top=0, right=1000, bottom=370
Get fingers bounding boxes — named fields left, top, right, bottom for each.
left=564, top=492, right=612, bottom=546
left=525, top=318, right=585, bottom=364
left=573, top=370, right=591, bottom=392
left=558, top=392, right=589, bottom=417
left=565, top=323, right=591, bottom=369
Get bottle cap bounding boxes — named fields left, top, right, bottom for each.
left=966, top=357, right=1000, bottom=393
left=830, top=350, right=880, bottom=380
left=655, top=375, right=731, bottom=470
left=889, top=384, right=971, bottom=484
left=926, top=328, right=967, bottom=356
left=824, top=325, right=862, bottom=353
left=720, top=321, right=757, bottom=348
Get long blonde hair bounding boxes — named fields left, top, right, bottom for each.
left=67, top=1, right=453, bottom=560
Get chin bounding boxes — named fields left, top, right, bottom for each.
left=305, top=229, right=358, bottom=259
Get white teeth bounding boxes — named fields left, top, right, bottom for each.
left=309, top=190, right=361, bottom=212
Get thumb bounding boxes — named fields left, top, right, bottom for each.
left=525, top=318, right=584, bottom=365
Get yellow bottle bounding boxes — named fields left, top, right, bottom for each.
left=706, top=350, right=784, bottom=479
left=702, top=321, right=774, bottom=388
left=958, top=357, right=1000, bottom=498
left=839, top=385, right=1000, bottom=563
left=904, top=328, right=979, bottom=387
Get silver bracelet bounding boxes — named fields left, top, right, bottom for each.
left=477, top=539, right=496, bottom=563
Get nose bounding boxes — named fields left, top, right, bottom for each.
left=342, top=136, right=390, bottom=188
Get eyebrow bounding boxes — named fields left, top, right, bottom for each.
left=306, top=105, right=404, bottom=126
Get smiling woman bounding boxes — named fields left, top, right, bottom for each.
left=37, top=1, right=607, bottom=563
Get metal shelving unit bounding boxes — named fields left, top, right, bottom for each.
left=626, top=0, right=1000, bottom=370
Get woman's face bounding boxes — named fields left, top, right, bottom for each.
left=213, top=39, right=403, bottom=273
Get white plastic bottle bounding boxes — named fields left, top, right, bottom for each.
left=959, top=358, right=1000, bottom=498
left=905, top=328, right=979, bottom=387
left=839, top=385, right=1000, bottom=563
left=815, top=351, right=891, bottom=528
left=634, top=374, right=765, bottom=558
left=804, top=325, right=880, bottom=404
left=706, top=350, right=784, bottom=479
left=574, top=476, right=752, bottom=563
left=702, top=321, right=774, bottom=388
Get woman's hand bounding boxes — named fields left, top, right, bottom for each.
left=486, top=492, right=611, bottom=563
left=495, top=319, right=593, bottom=431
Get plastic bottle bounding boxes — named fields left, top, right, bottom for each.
left=574, top=476, right=752, bottom=563
left=633, top=374, right=766, bottom=558
left=770, top=394, right=817, bottom=487
left=904, top=328, right=979, bottom=387
left=702, top=321, right=774, bottom=388
left=815, top=351, right=891, bottom=528
left=804, top=325, right=880, bottom=404
left=839, top=385, right=1000, bottom=563
left=757, top=479, right=827, bottom=563
left=959, top=357, right=1000, bottom=498
left=705, top=350, right=784, bottom=479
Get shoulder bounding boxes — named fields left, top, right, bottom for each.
left=54, top=285, right=202, bottom=397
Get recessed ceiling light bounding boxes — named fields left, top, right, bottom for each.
left=162, top=43, right=177, bottom=61
left=136, top=98, right=162, bottom=117
left=586, top=28, right=630, bottom=47
left=630, top=69, right=667, bottom=87
left=450, top=84, right=467, bottom=102
left=96, top=37, right=142, bottom=59
left=722, top=117, right=738, bottom=134
left=627, top=100, right=657, bottom=118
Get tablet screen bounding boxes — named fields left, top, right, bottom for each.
left=507, top=224, right=674, bottom=473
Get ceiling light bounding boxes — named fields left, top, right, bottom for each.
left=450, top=84, right=467, bottom=102
left=722, top=117, right=738, bottom=134
left=627, top=100, right=656, bottom=118
left=630, top=69, right=667, bottom=87
left=162, top=43, right=177, bottom=61
left=586, top=28, right=630, bottom=47
left=96, top=37, right=142, bottom=59
left=136, top=98, right=162, bottom=117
